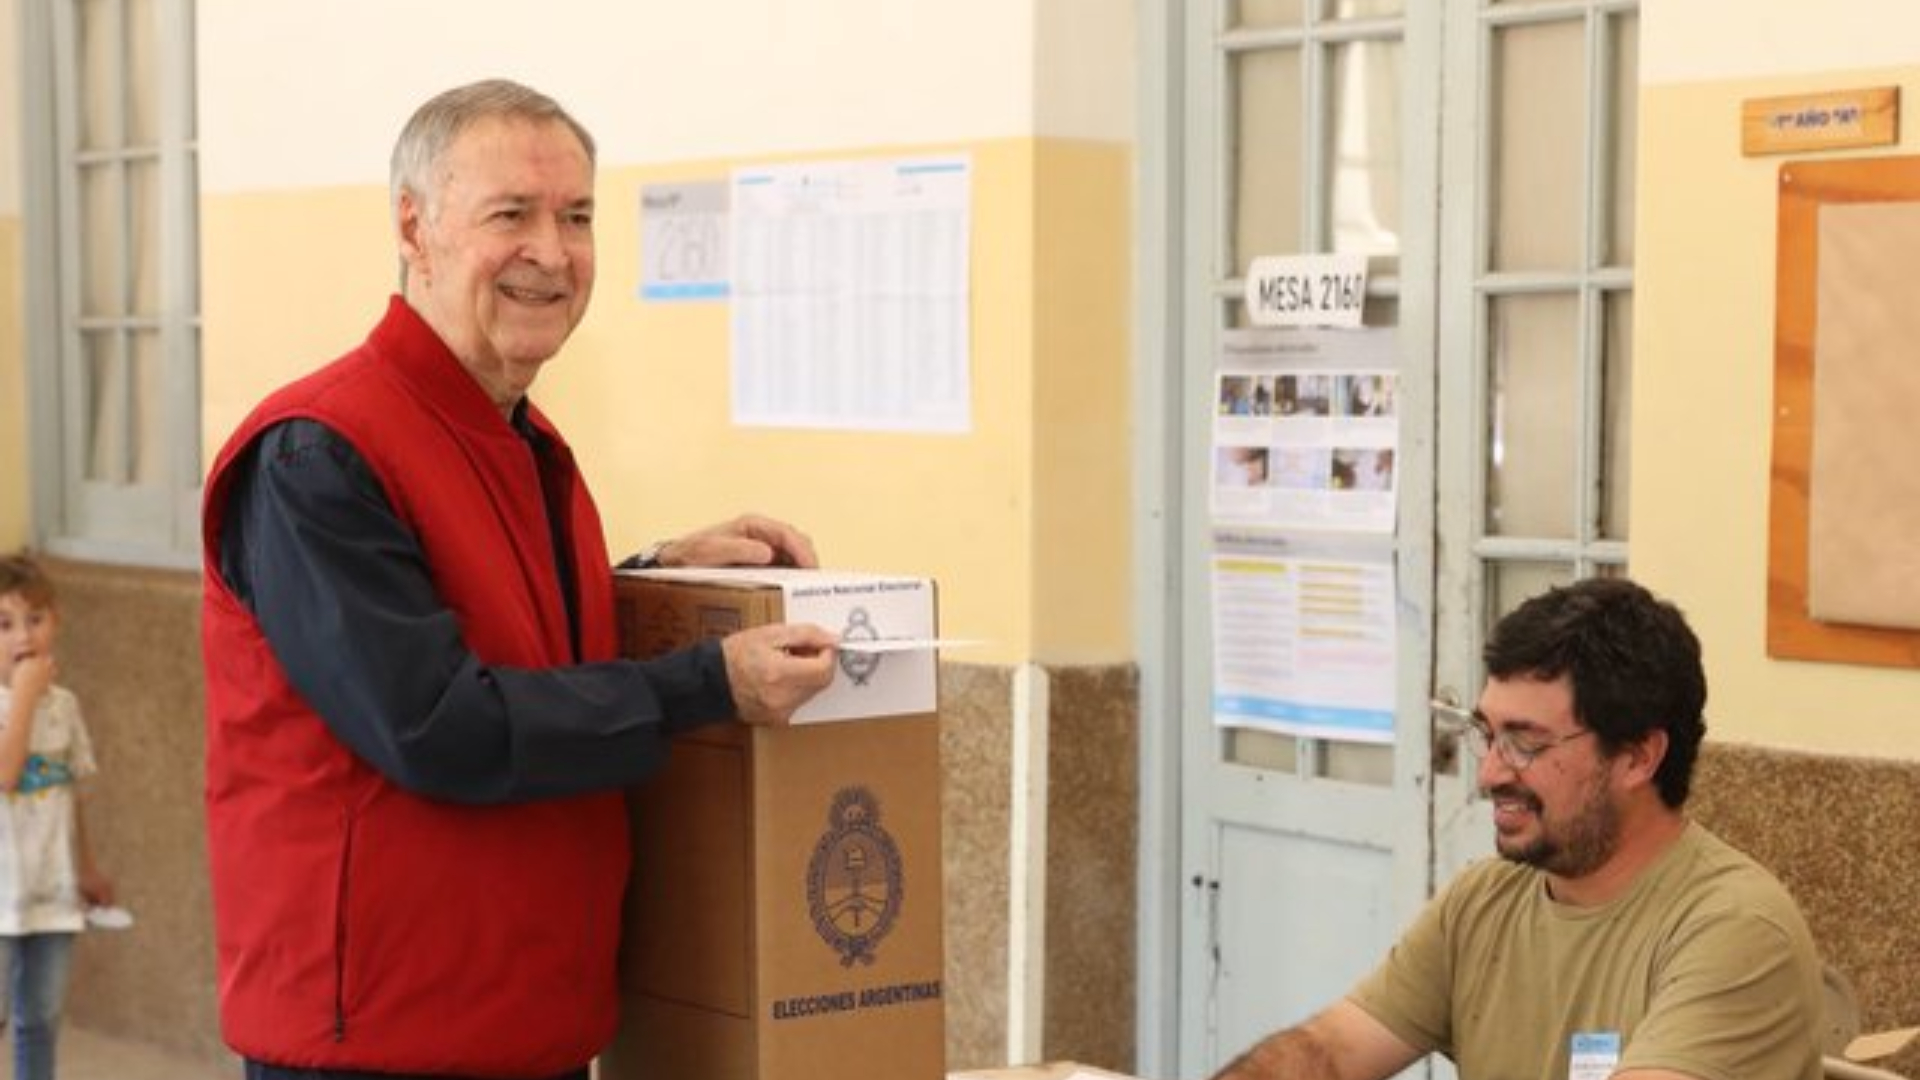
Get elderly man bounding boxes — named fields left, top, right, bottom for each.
left=201, top=79, right=837, bottom=1080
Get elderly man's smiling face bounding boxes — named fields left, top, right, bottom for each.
left=398, top=114, right=596, bottom=411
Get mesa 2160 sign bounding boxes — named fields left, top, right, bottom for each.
left=1243, top=253, right=1368, bottom=329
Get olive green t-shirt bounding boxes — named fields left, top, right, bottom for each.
left=1350, top=822, right=1823, bottom=1080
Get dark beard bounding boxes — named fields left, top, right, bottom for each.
left=1495, top=777, right=1620, bottom=879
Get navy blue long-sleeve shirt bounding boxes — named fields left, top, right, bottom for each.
left=215, top=415, right=734, bottom=805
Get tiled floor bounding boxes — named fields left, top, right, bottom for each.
left=61, top=1024, right=239, bottom=1080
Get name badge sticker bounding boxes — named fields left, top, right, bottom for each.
left=1569, top=1031, right=1622, bottom=1080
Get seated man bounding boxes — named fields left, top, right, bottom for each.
left=1213, top=578, right=1825, bottom=1080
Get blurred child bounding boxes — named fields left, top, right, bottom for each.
left=0, top=554, right=112, bottom=1080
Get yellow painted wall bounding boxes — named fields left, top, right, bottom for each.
left=1031, top=140, right=1133, bottom=663
left=1636, top=65, right=1920, bottom=758
left=198, top=188, right=394, bottom=440
left=201, top=137, right=1134, bottom=664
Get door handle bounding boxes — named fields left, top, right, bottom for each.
left=1429, top=691, right=1471, bottom=776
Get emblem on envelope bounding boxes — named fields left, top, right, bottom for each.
left=837, top=606, right=883, bottom=685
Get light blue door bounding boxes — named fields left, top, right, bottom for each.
left=1138, top=2, right=1642, bottom=1077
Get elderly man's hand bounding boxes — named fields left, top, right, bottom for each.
left=655, top=514, right=818, bottom=571
left=720, top=623, right=838, bottom=725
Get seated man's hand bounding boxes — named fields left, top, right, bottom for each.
left=655, top=514, right=818, bottom=570
left=721, top=623, right=838, bottom=725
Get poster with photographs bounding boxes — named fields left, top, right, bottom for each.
left=1210, top=327, right=1399, bottom=534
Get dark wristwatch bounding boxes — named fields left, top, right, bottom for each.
left=621, top=541, right=668, bottom=571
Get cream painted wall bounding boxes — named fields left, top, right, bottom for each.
left=0, top=0, right=18, bottom=214
left=198, top=2, right=1136, bottom=661
left=1644, top=2, right=1920, bottom=85
left=1, top=0, right=25, bottom=548
left=1637, top=1, right=1920, bottom=757
left=197, top=0, right=1051, bottom=194
left=1035, top=0, right=1135, bottom=143
left=0, top=219, right=22, bottom=550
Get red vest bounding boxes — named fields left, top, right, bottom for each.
left=201, top=298, right=626, bottom=1076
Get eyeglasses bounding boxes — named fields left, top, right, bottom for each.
left=1431, top=699, right=1593, bottom=771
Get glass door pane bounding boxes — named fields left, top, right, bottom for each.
left=1490, top=18, right=1584, bottom=272
left=1233, top=47, right=1307, bottom=270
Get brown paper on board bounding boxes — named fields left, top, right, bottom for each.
left=1807, top=202, right=1920, bottom=630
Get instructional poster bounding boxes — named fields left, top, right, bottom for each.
left=1211, top=327, right=1399, bottom=533
left=1210, top=545, right=1396, bottom=743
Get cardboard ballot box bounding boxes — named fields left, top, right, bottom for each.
left=601, top=568, right=946, bottom=1080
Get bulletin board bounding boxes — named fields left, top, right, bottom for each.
left=1769, top=155, right=1920, bottom=667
